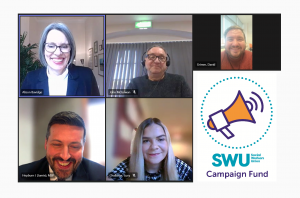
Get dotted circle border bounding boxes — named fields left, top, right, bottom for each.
left=201, top=77, right=273, bottom=149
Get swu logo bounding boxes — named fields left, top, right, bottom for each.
left=212, top=154, right=250, bottom=167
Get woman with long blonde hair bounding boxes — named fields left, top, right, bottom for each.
left=107, top=118, right=192, bottom=181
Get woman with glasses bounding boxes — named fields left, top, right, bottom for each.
left=107, top=118, right=193, bottom=181
left=126, top=44, right=192, bottom=97
left=21, top=23, right=100, bottom=96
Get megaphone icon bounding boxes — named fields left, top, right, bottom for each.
left=207, top=90, right=256, bottom=139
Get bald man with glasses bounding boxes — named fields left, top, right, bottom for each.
left=126, top=45, right=192, bottom=98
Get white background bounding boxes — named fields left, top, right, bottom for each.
left=2, top=0, right=299, bottom=197
left=194, top=72, right=277, bottom=181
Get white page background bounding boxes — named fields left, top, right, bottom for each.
left=1, top=1, right=299, bottom=197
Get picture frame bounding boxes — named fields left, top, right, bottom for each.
left=88, top=48, right=93, bottom=70
left=99, top=39, right=104, bottom=51
left=98, top=53, right=104, bottom=76
left=94, top=55, right=98, bottom=67
left=94, top=41, right=98, bottom=53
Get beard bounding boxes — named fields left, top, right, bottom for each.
left=46, top=155, right=82, bottom=180
left=226, top=46, right=245, bottom=59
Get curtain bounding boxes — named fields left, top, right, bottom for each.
left=106, top=41, right=192, bottom=97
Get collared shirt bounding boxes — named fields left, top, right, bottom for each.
left=49, top=165, right=72, bottom=181
left=47, top=67, right=69, bottom=96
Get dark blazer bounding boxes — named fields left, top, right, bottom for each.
left=21, top=64, right=100, bottom=96
left=19, top=157, right=105, bottom=181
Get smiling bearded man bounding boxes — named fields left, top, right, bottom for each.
left=45, top=124, right=84, bottom=180
left=19, top=111, right=105, bottom=181
left=221, top=26, right=252, bottom=70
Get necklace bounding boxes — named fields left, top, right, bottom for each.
left=148, top=73, right=166, bottom=97
left=145, top=169, right=162, bottom=181
left=148, top=73, right=165, bottom=81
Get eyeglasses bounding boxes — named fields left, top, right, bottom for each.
left=45, top=43, right=71, bottom=53
left=147, top=54, right=167, bottom=63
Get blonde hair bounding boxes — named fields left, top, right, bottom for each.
left=129, top=118, right=178, bottom=181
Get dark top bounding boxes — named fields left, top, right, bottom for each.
left=21, top=64, right=100, bottom=96
left=126, top=73, right=192, bottom=97
left=107, top=157, right=193, bottom=181
left=19, top=157, right=105, bottom=181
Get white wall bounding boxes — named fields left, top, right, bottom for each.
left=108, top=35, right=190, bottom=43
left=20, top=17, right=30, bottom=45
left=20, top=17, right=39, bottom=58
left=107, top=21, right=192, bottom=43
left=28, top=18, right=39, bottom=56
left=107, top=21, right=192, bottom=34
left=246, top=22, right=253, bottom=45
left=85, top=17, right=104, bottom=95
left=19, top=98, right=34, bottom=165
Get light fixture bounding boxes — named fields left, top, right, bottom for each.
left=135, top=21, right=152, bottom=29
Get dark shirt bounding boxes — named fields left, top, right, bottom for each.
left=126, top=73, right=192, bottom=97
left=107, top=157, right=193, bottom=181
left=19, top=157, right=105, bottom=181
left=21, top=64, right=100, bottom=96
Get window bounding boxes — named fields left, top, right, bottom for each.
left=221, top=15, right=245, bottom=46
left=111, top=50, right=137, bottom=96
